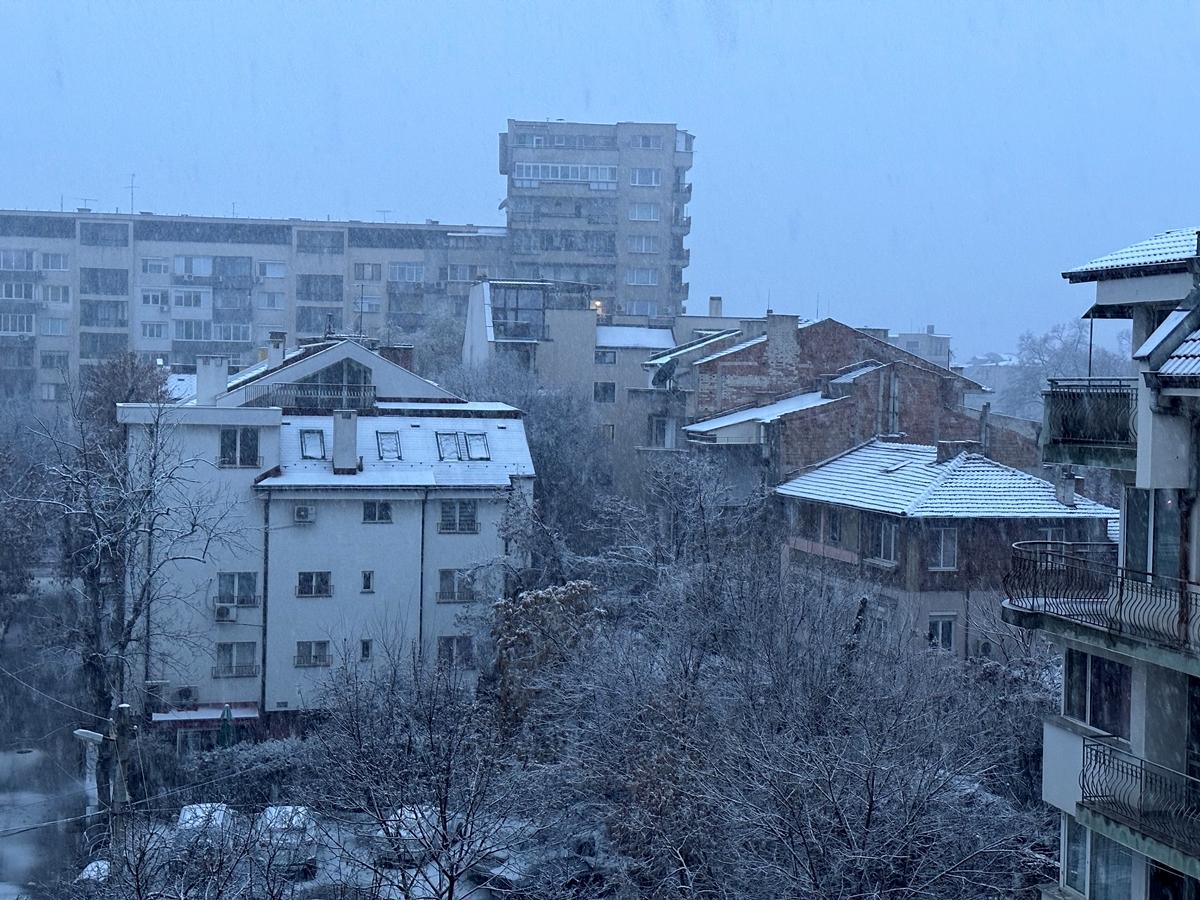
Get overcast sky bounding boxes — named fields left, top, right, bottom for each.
left=5, top=0, right=1197, bottom=357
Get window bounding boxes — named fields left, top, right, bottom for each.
left=626, top=267, right=658, bottom=285
left=628, top=203, right=660, bottom=221
left=174, top=256, right=213, bottom=276
left=353, top=294, right=381, bottom=313
left=376, top=431, right=401, bottom=459
left=1064, top=649, right=1131, bottom=740
left=438, top=569, right=476, bottom=603
left=300, top=429, right=325, bottom=459
left=217, top=572, right=257, bottom=606
left=80, top=299, right=128, bottom=327
left=628, top=234, right=660, bottom=253
left=1, top=282, right=34, bottom=300
left=295, top=274, right=344, bottom=304
left=213, top=641, right=257, bottom=677
left=297, top=571, right=332, bottom=597
left=0, top=249, right=34, bottom=270
left=296, top=230, right=344, bottom=254
left=295, top=640, right=331, bottom=667
left=390, top=261, right=424, bottom=283
left=649, top=416, right=675, bottom=449
left=465, top=433, right=489, bottom=460
left=447, top=264, right=471, bottom=282
left=40, top=351, right=68, bottom=369
left=929, top=616, right=955, bottom=651
left=297, top=306, right=344, bottom=334
left=594, top=382, right=616, bottom=403
left=41, top=252, right=68, bottom=271
left=436, top=432, right=461, bottom=460
left=80, top=223, right=128, bottom=247
left=0, top=314, right=33, bottom=334
left=175, top=320, right=211, bottom=341
left=626, top=299, right=658, bottom=317
left=141, top=290, right=167, bottom=306
left=42, top=285, right=69, bottom=303
left=257, top=261, right=285, bottom=278
left=511, top=163, right=618, bottom=186
left=39, top=383, right=63, bottom=402
left=361, top=570, right=374, bottom=593
left=1064, top=813, right=1086, bottom=894
left=929, top=527, right=957, bottom=570
left=174, top=290, right=206, bottom=308
left=630, top=134, right=662, bottom=149
left=363, top=500, right=393, bottom=523
left=360, top=639, right=372, bottom=661
left=211, top=324, right=251, bottom=342
left=877, top=519, right=897, bottom=563
left=824, top=509, right=842, bottom=545
left=353, top=262, right=382, bottom=281
left=41, top=317, right=68, bottom=336
left=219, top=427, right=260, bottom=467
left=439, top=500, right=478, bottom=534
left=258, top=291, right=284, bottom=309
left=141, top=257, right=168, bottom=274
left=1089, top=830, right=1132, bottom=900
left=1039, top=526, right=1066, bottom=545
left=601, top=424, right=614, bottom=441
left=142, top=322, right=166, bottom=339
left=595, top=349, right=617, bottom=365
left=437, top=636, right=475, bottom=668
left=630, top=167, right=661, bottom=186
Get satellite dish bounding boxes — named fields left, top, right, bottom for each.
left=651, top=357, right=677, bottom=387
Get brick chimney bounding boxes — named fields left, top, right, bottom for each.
left=378, top=344, right=415, bottom=371
left=332, top=410, right=359, bottom=475
left=935, top=440, right=981, bottom=463
left=195, top=356, right=228, bottom=405
left=1054, top=469, right=1083, bottom=507
left=765, top=314, right=800, bottom=381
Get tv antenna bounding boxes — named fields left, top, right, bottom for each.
left=77, top=197, right=97, bottom=210
left=128, top=174, right=136, bottom=214
left=375, top=210, right=390, bottom=223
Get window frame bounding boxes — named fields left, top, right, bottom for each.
left=928, top=526, right=958, bottom=571
left=438, top=500, right=479, bottom=534
left=140, top=257, right=168, bottom=275
left=299, top=429, right=326, bottom=460
left=376, top=431, right=401, bottom=460
left=593, top=381, right=616, bottom=403
left=594, top=349, right=617, bottom=365
left=296, top=571, right=332, bottom=597
left=218, top=427, right=260, bottom=468
left=361, top=570, right=375, bottom=593
left=436, top=635, right=475, bottom=668
left=363, top=500, right=393, bottom=524
left=257, top=260, right=286, bottom=278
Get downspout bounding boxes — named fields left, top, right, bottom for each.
left=418, top=489, right=428, bottom=655
left=260, top=489, right=270, bottom=725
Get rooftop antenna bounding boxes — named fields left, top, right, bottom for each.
left=357, top=284, right=364, bottom=338
left=77, top=197, right=97, bottom=210
left=231, top=202, right=236, bottom=218
left=127, top=174, right=136, bottom=215
left=375, top=210, right=390, bottom=223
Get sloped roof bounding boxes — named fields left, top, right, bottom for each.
left=256, top=410, right=534, bottom=490
left=776, top=440, right=1117, bottom=520
left=683, top=392, right=836, bottom=434
left=1065, top=228, right=1199, bottom=282
left=1159, top=328, right=1200, bottom=376
left=595, top=325, right=675, bottom=350
left=645, top=329, right=741, bottom=365
left=830, top=361, right=886, bottom=384
left=693, top=334, right=767, bottom=365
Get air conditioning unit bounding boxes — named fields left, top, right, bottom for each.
left=294, top=504, right=316, bottom=524
left=215, top=603, right=237, bottom=623
left=183, top=274, right=194, bottom=282
left=170, top=685, right=198, bottom=705
left=255, top=276, right=264, bottom=284
left=434, top=281, right=446, bottom=290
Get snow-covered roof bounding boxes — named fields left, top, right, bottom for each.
left=256, top=411, right=534, bottom=490
left=693, top=334, right=767, bottom=365
left=1159, top=328, right=1200, bottom=376
left=776, top=440, right=1118, bottom=520
left=1065, top=228, right=1199, bottom=282
left=1134, top=307, right=1190, bottom=360
left=830, top=362, right=886, bottom=384
left=645, top=329, right=741, bottom=365
left=683, top=392, right=836, bottom=434
left=595, top=325, right=675, bottom=350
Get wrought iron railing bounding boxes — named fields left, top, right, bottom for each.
left=217, top=594, right=261, bottom=608
left=212, top=664, right=260, bottom=679
left=243, top=382, right=376, bottom=411
left=437, top=590, right=478, bottom=604
left=1081, top=737, right=1200, bottom=855
left=1004, top=541, right=1200, bottom=651
left=1044, top=378, right=1137, bottom=447
left=293, top=655, right=331, bottom=668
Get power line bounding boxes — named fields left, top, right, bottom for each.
left=0, top=663, right=111, bottom=722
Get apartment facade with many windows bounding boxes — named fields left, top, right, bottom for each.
left=1004, top=229, right=1200, bottom=899
left=0, top=210, right=507, bottom=400
left=499, top=119, right=694, bottom=319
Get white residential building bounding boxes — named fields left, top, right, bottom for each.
left=117, top=337, right=533, bottom=747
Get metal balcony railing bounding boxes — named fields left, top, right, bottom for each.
left=1044, top=378, right=1137, bottom=447
left=217, top=594, right=261, bottom=608
left=437, top=590, right=478, bottom=604
left=490, top=320, right=546, bottom=341
left=1004, top=541, right=1200, bottom=652
left=243, top=382, right=375, bottom=411
left=1082, top=737, right=1200, bottom=856
left=212, top=664, right=260, bottom=679
left=293, top=655, right=331, bottom=668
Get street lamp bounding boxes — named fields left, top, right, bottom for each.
left=72, top=704, right=131, bottom=867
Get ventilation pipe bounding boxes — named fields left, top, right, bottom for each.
left=332, top=410, right=359, bottom=475
left=267, top=332, right=286, bottom=368
left=195, top=356, right=228, bottom=405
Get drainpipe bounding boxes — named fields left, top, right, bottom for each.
left=418, top=489, right=428, bottom=655
left=260, top=490, right=270, bottom=728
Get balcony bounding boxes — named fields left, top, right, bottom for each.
left=436, top=590, right=478, bottom=604
left=1004, top=541, right=1200, bottom=654
left=1081, top=737, right=1200, bottom=857
left=243, top=382, right=376, bottom=411
left=490, top=320, right=546, bottom=342
left=670, top=248, right=691, bottom=265
left=672, top=216, right=691, bottom=232
left=212, top=664, right=260, bottom=679
left=293, top=655, right=331, bottom=668
left=675, top=182, right=693, bottom=202
left=217, top=594, right=261, bottom=608
left=1042, top=377, right=1137, bottom=471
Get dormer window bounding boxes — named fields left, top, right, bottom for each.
left=300, top=429, right=326, bottom=460
left=436, top=432, right=461, bottom=460
left=377, top=431, right=401, bottom=460
left=465, top=433, right=490, bottom=460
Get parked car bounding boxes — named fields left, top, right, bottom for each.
left=173, top=802, right=247, bottom=853
left=256, top=805, right=319, bottom=880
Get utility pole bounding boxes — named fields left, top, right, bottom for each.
left=111, top=703, right=131, bottom=867
left=128, top=175, right=136, bottom=215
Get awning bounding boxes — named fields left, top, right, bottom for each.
left=151, top=706, right=259, bottom=725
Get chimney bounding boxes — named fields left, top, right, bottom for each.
left=927, top=324, right=935, bottom=335
left=378, top=344, right=415, bottom=371
left=195, top=356, right=228, bottom=405
left=935, top=439, right=981, bottom=463
left=708, top=295, right=723, bottom=317
left=1054, top=469, right=1081, bottom=507
left=332, top=409, right=359, bottom=475
left=267, top=331, right=286, bottom=368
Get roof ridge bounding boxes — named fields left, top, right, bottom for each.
left=902, top=450, right=969, bottom=515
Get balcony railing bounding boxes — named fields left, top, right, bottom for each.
left=1082, top=737, right=1200, bottom=856
left=1043, top=377, right=1137, bottom=468
left=243, top=382, right=376, bottom=411
left=437, top=590, right=478, bottom=604
left=217, top=594, right=261, bottom=608
left=490, top=320, right=546, bottom=342
left=294, top=655, right=331, bottom=668
left=1004, top=541, right=1200, bottom=652
left=212, top=664, right=260, bottom=679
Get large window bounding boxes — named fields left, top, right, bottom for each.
left=876, top=519, right=897, bottom=563
left=628, top=203, right=660, bottom=221
left=1064, top=648, right=1131, bottom=740
left=296, top=571, right=332, bottom=597
left=40, top=351, right=68, bottom=369
left=630, top=167, right=661, bottom=186
left=437, top=636, right=475, bottom=668
left=0, top=249, right=34, bottom=270
left=142, top=290, right=167, bottom=306
left=295, top=274, right=343, bottom=303
left=363, top=500, right=392, bottom=523
left=594, top=382, right=616, bottom=403
left=174, top=290, right=208, bottom=308
left=295, top=641, right=331, bottom=667
left=141, top=257, right=168, bottom=274
left=928, top=527, right=958, bottom=570
left=628, top=234, right=660, bottom=253
left=41, top=317, right=68, bottom=336
left=354, top=262, right=382, bottom=281
left=626, top=267, right=658, bottom=286
left=629, top=134, right=662, bottom=149
left=257, top=261, right=285, bottom=278
left=438, top=569, right=476, bottom=603
left=43, top=284, right=69, bottom=303
left=0, top=282, right=33, bottom=301
left=390, top=261, right=424, bottom=283
left=141, top=323, right=166, bottom=339
left=439, top=500, right=478, bottom=534
left=174, top=255, right=213, bottom=276
left=511, top=163, right=618, bottom=186
left=41, top=252, right=68, bottom=271
left=213, top=641, right=258, bottom=678
left=80, top=268, right=129, bottom=296
left=0, top=314, right=33, bottom=334
left=217, top=572, right=257, bottom=606
left=929, top=616, right=955, bottom=651
left=258, top=291, right=284, bottom=309
left=219, top=427, right=260, bottom=467
left=594, top=349, right=617, bottom=365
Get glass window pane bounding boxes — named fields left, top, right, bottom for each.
left=1090, top=831, right=1132, bottom=900
left=1064, top=648, right=1088, bottom=721
left=1064, top=814, right=1086, bottom=893
left=1090, top=655, right=1131, bottom=739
